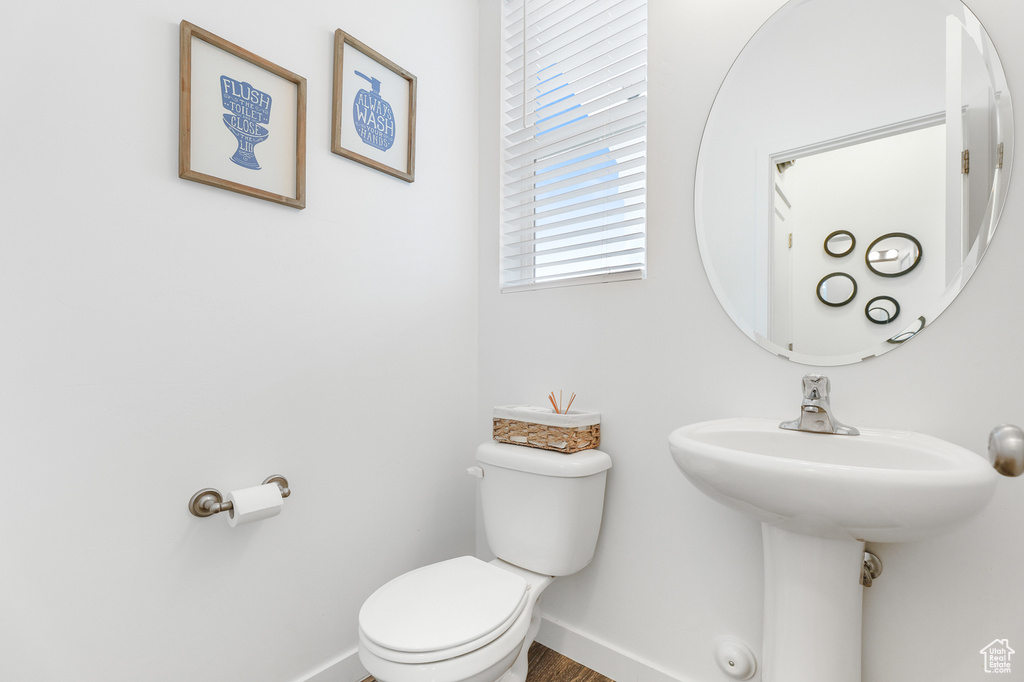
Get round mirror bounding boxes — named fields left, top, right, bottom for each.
left=865, top=295, right=901, bottom=324
left=824, top=230, right=856, bottom=258
left=817, top=273, right=858, bottom=307
left=694, top=0, right=1013, bottom=366
left=865, top=233, right=923, bottom=277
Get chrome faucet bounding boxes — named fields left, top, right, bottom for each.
left=779, top=374, right=859, bottom=436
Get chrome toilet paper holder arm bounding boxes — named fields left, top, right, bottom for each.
left=188, top=475, right=291, bottom=518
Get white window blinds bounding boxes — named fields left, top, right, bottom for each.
left=501, top=0, right=648, bottom=292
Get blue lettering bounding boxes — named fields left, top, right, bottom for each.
left=220, top=75, right=273, bottom=170
left=352, top=80, right=396, bottom=152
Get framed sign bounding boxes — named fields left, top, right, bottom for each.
left=332, top=30, right=417, bottom=183
left=179, top=20, right=307, bottom=209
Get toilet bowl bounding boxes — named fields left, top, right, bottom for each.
left=358, top=442, right=612, bottom=682
left=358, top=557, right=554, bottom=682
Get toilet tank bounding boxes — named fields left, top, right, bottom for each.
left=475, top=441, right=612, bottom=576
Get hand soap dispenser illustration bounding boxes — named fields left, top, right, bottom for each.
left=220, top=75, right=272, bottom=170
left=352, top=70, right=396, bottom=152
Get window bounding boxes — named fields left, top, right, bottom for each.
left=501, top=0, right=648, bottom=291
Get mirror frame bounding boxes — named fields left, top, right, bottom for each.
left=816, top=272, right=858, bottom=307
left=864, top=232, right=923, bottom=278
left=824, top=230, right=857, bottom=258
left=865, top=295, right=901, bottom=324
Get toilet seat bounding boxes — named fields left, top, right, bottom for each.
left=359, top=556, right=529, bottom=664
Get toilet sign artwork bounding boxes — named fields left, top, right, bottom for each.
left=179, top=21, right=306, bottom=209
left=332, top=29, right=417, bottom=182
left=220, top=75, right=273, bottom=170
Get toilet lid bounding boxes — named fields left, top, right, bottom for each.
left=359, top=556, right=529, bottom=655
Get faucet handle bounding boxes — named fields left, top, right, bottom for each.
left=781, top=374, right=859, bottom=435
left=989, top=424, right=1024, bottom=477
left=802, top=374, right=831, bottom=402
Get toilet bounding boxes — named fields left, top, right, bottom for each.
left=358, top=441, right=612, bottom=682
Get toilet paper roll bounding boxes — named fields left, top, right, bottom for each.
left=227, top=483, right=284, bottom=527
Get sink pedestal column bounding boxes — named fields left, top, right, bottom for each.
left=761, top=525, right=866, bottom=682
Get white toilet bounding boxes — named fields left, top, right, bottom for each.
left=358, top=441, right=612, bottom=682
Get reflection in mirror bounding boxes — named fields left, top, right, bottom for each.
left=824, top=230, right=856, bottom=258
left=887, top=315, right=926, bottom=344
left=866, top=233, right=923, bottom=277
left=694, top=0, right=1013, bottom=366
left=817, top=273, right=858, bottom=307
left=866, top=295, right=901, bottom=324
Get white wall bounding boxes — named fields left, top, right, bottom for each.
left=0, top=1, right=479, bottom=681
left=479, top=1, right=1024, bottom=681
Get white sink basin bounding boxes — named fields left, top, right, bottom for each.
left=669, top=417, right=996, bottom=542
left=670, top=415, right=1001, bottom=682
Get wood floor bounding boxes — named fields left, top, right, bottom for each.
left=363, top=642, right=613, bottom=682
left=525, top=642, right=613, bottom=681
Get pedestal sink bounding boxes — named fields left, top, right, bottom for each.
left=669, top=417, right=998, bottom=682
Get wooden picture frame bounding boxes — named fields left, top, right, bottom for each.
left=179, top=20, right=307, bottom=209
left=332, top=30, right=417, bottom=183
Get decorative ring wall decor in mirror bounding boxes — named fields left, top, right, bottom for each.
left=694, top=0, right=1013, bottom=366
left=865, top=233, right=923, bottom=277
left=866, top=295, right=901, bottom=324
left=887, top=315, right=926, bottom=344
left=824, top=230, right=856, bottom=258
left=817, top=273, right=858, bottom=308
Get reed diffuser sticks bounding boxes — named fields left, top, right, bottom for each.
left=548, top=391, right=576, bottom=415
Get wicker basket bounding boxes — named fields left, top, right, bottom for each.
left=492, top=405, right=601, bottom=453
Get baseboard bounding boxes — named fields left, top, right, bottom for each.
left=289, top=620, right=692, bottom=682
left=290, top=647, right=369, bottom=682
left=536, top=618, right=696, bottom=682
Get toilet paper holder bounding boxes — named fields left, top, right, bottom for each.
left=188, top=475, right=291, bottom=518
